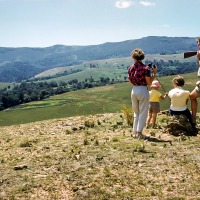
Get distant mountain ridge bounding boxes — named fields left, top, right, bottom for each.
left=0, top=36, right=197, bottom=82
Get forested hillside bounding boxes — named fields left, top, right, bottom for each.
left=0, top=36, right=197, bottom=82
left=0, top=56, right=198, bottom=111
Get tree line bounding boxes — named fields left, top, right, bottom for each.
left=0, top=59, right=198, bottom=110
left=0, top=76, right=121, bottom=110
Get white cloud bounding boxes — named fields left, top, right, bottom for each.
left=139, top=1, right=156, bottom=6
left=115, top=0, right=134, bottom=9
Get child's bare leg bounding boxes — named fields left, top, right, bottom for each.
left=152, top=112, right=158, bottom=128
left=146, top=112, right=152, bottom=127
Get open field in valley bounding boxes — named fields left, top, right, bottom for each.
left=0, top=72, right=199, bottom=126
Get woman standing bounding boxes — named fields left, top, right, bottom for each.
left=128, top=48, right=157, bottom=139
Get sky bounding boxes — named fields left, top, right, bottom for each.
left=0, top=0, right=199, bottom=47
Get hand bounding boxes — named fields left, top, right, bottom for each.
left=164, top=93, right=168, bottom=98
left=152, top=65, right=158, bottom=74
left=198, top=42, right=200, bottom=50
left=197, top=50, right=200, bottom=61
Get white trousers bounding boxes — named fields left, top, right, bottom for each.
left=131, top=85, right=149, bottom=133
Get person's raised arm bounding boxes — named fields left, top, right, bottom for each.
left=159, top=92, right=168, bottom=100
left=197, top=41, right=200, bottom=66
left=145, top=66, right=158, bottom=85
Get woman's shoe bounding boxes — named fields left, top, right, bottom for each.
left=132, top=133, right=149, bottom=140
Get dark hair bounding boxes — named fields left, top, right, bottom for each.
left=172, top=75, right=185, bottom=86
left=131, top=48, right=145, bottom=61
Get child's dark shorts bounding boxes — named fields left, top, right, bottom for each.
left=148, top=102, right=160, bottom=113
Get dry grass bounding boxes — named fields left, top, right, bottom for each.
left=0, top=113, right=200, bottom=200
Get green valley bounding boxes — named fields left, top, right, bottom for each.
left=0, top=72, right=199, bottom=126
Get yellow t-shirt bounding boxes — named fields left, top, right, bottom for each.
left=149, top=89, right=162, bottom=102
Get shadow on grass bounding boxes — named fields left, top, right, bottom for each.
left=145, top=136, right=173, bottom=145
left=132, top=133, right=173, bottom=144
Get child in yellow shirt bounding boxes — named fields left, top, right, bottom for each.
left=146, top=80, right=167, bottom=128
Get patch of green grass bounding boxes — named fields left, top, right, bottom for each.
left=0, top=72, right=200, bottom=126
left=35, top=53, right=194, bottom=81
left=0, top=82, right=15, bottom=89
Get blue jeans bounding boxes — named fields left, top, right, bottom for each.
left=169, top=108, right=193, bottom=125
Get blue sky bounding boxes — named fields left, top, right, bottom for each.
left=0, top=0, right=199, bottom=47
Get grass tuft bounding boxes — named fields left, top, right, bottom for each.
left=121, top=106, right=133, bottom=127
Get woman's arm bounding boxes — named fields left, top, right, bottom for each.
left=145, top=67, right=158, bottom=85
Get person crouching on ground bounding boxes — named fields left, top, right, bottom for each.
left=168, top=75, right=194, bottom=126
left=128, top=48, right=158, bottom=139
left=146, top=80, right=168, bottom=129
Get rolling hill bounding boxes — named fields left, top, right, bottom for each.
left=33, top=53, right=195, bottom=83
left=0, top=36, right=198, bottom=82
left=1, top=37, right=200, bottom=200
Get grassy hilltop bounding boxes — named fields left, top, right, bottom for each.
left=0, top=37, right=200, bottom=199
left=0, top=72, right=200, bottom=199
left=0, top=112, right=200, bottom=199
